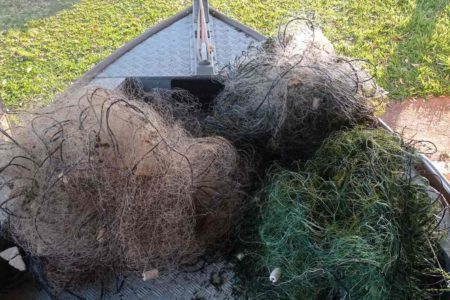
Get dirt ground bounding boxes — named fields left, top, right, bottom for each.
left=382, top=96, right=450, bottom=181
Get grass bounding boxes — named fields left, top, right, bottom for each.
left=0, top=0, right=79, bottom=30
left=0, top=0, right=449, bottom=107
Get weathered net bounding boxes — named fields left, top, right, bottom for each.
left=239, top=128, right=446, bottom=299
left=0, top=87, right=245, bottom=292
left=207, top=19, right=385, bottom=160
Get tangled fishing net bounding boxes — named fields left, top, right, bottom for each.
left=121, top=78, right=203, bottom=136
left=207, top=19, right=385, bottom=160
left=0, top=87, right=244, bottom=291
left=240, top=128, right=446, bottom=299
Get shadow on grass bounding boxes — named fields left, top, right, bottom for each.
left=0, top=0, right=80, bottom=30
left=381, top=0, right=449, bottom=99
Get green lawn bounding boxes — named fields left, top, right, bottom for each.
left=0, top=0, right=449, bottom=107
left=0, top=0, right=79, bottom=30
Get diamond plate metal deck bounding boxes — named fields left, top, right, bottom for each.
left=96, top=16, right=194, bottom=79
left=93, top=8, right=263, bottom=89
left=4, top=261, right=238, bottom=300
left=212, top=17, right=258, bottom=69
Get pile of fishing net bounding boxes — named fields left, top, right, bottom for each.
left=0, top=88, right=244, bottom=291
left=207, top=19, right=385, bottom=160
left=240, top=128, right=446, bottom=299
left=0, top=16, right=447, bottom=300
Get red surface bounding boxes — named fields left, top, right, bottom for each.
left=382, top=96, right=450, bottom=180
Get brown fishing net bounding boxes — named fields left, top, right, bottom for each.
left=0, top=87, right=244, bottom=291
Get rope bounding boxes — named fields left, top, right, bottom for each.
left=196, top=0, right=213, bottom=64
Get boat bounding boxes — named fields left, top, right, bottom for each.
left=1, top=1, right=449, bottom=298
